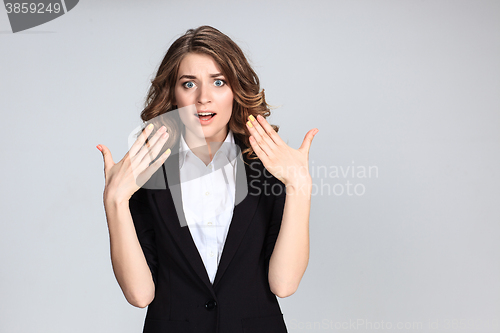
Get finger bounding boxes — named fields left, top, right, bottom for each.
left=249, top=135, right=270, bottom=165
left=136, top=126, right=167, bottom=163
left=247, top=118, right=272, bottom=156
left=139, top=130, right=169, bottom=168
left=140, top=148, right=172, bottom=185
left=130, top=123, right=155, bottom=157
left=298, top=128, right=319, bottom=155
left=255, top=114, right=285, bottom=146
left=248, top=115, right=276, bottom=150
left=98, top=144, right=115, bottom=175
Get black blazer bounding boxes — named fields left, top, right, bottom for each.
left=129, top=137, right=288, bottom=333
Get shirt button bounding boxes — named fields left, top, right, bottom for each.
left=209, top=251, right=214, bottom=257
left=207, top=221, right=213, bottom=225
left=205, top=191, right=210, bottom=196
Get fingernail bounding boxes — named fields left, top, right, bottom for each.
left=96, top=145, right=102, bottom=152
left=147, top=123, right=154, bottom=130
left=247, top=120, right=253, bottom=128
left=249, top=115, right=255, bottom=122
left=164, top=148, right=171, bottom=156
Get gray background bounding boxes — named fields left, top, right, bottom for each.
left=1, top=0, right=499, bottom=332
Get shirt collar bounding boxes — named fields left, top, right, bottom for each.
left=178, top=129, right=237, bottom=169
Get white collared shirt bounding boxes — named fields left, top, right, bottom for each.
left=178, top=130, right=238, bottom=284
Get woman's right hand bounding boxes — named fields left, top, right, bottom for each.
left=97, top=124, right=171, bottom=205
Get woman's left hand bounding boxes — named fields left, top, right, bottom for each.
left=246, top=115, right=318, bottom=187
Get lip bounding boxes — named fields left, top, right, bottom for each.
left=195, top=110, right=217, bottom=125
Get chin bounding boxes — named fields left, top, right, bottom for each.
left=202, top=130, right=225, bottom=141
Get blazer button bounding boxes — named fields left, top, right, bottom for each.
left=205, top=300, right=217, bottom=311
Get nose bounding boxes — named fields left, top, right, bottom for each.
left=197, top=82, right=211, bottom=105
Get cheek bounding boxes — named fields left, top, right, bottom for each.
left=174, top=88, right=189, bottom=105
left=221, top=90, right=234, bottom=111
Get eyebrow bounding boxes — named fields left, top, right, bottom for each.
left=178, top=73, right=224, bottom=81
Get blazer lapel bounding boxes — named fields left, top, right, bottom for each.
left=151, top=148, right=214, bottom=294
left=212, top=140, right=262, bottom=288
left=150, top=137, right=263, bottom=292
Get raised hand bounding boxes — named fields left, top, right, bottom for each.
left=246, top=114, right=318, bottom=187
left=97, top=124, right=171, bottom=204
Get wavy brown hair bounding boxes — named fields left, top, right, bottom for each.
left=140, top=25, right=278, bottom=161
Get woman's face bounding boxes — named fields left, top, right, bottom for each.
left=175, top=52, right=234, bottom=144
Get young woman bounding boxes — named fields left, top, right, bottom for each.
left=97, top=26, right=318, bottom=333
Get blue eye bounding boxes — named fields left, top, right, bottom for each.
left=214, top=79, right=225, bottom=87
left=184, top=81, right=195, bottom=88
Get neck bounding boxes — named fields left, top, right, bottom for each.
left=183, top=129, right=228, bottom=166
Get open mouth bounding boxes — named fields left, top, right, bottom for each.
left=195, top=112, right=216, bottom=121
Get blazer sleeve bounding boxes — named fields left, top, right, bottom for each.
left=129, top=187, right=159, bottom=285
left=263, top=178, right=286, bottom=265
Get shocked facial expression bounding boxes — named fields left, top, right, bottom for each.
left=174, top=52, right=234, bottom=144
